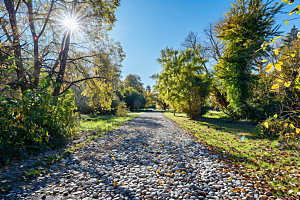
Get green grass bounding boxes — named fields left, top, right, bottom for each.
left=164, top=111, right=300, bottom=198
left=25, top=168, right=49, bottom=177
left=80, top=112, right=143, bottom=131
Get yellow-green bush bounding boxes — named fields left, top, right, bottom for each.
left=0, top=84, right=77, bottom=164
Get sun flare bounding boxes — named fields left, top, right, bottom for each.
left=57, top=12, right=82, bottom=35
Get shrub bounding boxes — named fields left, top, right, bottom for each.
left=0, top=85, right=77, bottom=164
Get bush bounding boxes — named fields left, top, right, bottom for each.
left=0, top=86, right=77, bottom=164
left=115, top=101, right=128, bottom=116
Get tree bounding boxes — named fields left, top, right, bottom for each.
left=181, top=31, right=201, bottom=51
left=146, top=85, right=151, bottom=93
left=1, top=0, right=120, bottom=96
left=123, top=87, right=146, bottom=111
left=155, top=46, right=211, bottom=118
left=282, top=25, right=298, bottom=47
left=123, top=74, right=144, bottom=94
left=213, top=0, right=284, bottom=118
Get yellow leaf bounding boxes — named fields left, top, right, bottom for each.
left=181, top=171, right=186, bottom=174
left=278, top=61, right=283, bottom=65
left=275, top=48, right=279, bottom=55
left=291, top=54, right=295, bottom=57
left=260, top=59, right=267, bottom=62
left=60, top=184, right=62, bottom=186
left=285, top=123, right=289, bottom=127
left=147, top=167, right=150, bottom=171
left=274, top=114, right=278, bottom=118
left=113, top=182, right=117, bottom=188
left=227, top=177, right=233, bottom=180
left=284, top=81, right=291, bottom=87
left=78, top=188, right=83, bottom=191
left=264, top=122, right=269, bottom=129
left=271, top=84, right=279, bottom=89
left=159, top=180, right=162, bottom=185
left=285, top=20, right=289, bottom=25
left=112, top=157, right=115, bottom=160
left=276, top=78, right=284, bottom=82
left=158, top=155, right=161, bottom=158
left=296, top=128, right=300, bottom=134
left=167, top=173, right=172, bottom=177
left=265, top=63, right=273, bottom=72
left=290, top=123, right=295, bottom=129
left=156, top=169, right=160, bottom=173
left=251, top=71, right=258, bottom=75
left=274, top=36, right=282, bottom=40
left=275, top=64, right=281, bottom=71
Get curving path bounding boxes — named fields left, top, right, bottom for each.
left=1, top=112, right=265, bottom=200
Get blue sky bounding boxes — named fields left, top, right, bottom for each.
left=109, top=0, right=298, bottom=89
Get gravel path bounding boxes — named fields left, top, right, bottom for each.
left=1, top=112, right=268, bottom=200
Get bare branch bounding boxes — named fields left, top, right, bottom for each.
left=38, top=0, right=54, bottom=38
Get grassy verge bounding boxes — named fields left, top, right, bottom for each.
left=80, top=112, right=143, bottom=131
left=164, top=111, right=300, bottom=198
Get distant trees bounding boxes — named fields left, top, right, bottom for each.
left=117, top=74, right=146, bottom=111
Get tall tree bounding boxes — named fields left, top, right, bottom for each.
left=214, top=0, right=283, bottom=118
left=1, top=0, right=120, bottom=96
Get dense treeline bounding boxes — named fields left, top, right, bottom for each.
left=152, top=0, right=300, bottom=148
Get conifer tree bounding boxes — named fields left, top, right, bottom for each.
left=214, top=0, right=283, bottom=118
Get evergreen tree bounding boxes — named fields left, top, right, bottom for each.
left=282, top=25, right=298, bottom=47
left=214, top=0, right=283, bottom=118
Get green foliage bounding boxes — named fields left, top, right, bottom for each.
left=122, top=87, right=146, bottom=111
left=115, top=101, right=128, bottom=116
left=155, top=46, right=211, bottom=119
left=123, top=74, right=145, bottom=94
left=214, top=0, right=283, bottom=119
left=0, top=80, right=77, bottom=164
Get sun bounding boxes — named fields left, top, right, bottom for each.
left=63, top=15, right=79, bottom=31
left=56, top=12, right=82, bottom=35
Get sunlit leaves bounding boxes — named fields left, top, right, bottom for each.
left=271, top=84, right=279, bottom=89
left=275, top=48, right=279, bottom=55
left=266, top=63, right=273, bottom=72
left=275, top=64, right=281, bottom=71
left=284, top=82, right=291, bottom=87
left=264, top=122, right=269, bottom=128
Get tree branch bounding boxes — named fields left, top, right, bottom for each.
left=58, top=76, right=107, bottom=96
left=38, top=0, right=54, bottom=38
